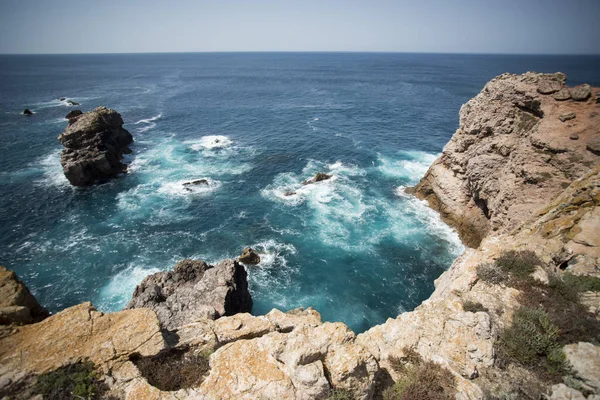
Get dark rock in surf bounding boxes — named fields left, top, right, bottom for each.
left=22, top=109, right=33, bottom=116
left=239, top=247, right=260, bottom=265
left=284, top=191, right=297, bottom=196
left=126, top=259, right=252, bottom=330
left=65, top=109, right=83, bottom=124
left=66, top=100, right=80, bottom=106
left=58, top=106, right=133, bottom=186
left=303, top=172, right=332, bottom=185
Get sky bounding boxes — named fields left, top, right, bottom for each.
left=0, top=0, right=599, bottom=55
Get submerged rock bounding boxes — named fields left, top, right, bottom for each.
left=303, top=172, right=332, bottom=185
left=22, top=109, right=33, bottom=116
left=182, top=179, right=209, bottom=191
left=126, top=259, right=252, bottom=330
left=239, top=247, right=260, bottom=264
left=0, top=267, right=48, bottom=325
left=284, top=191, right=297, bottom=196
left=58, top=106, right=133, bottom=186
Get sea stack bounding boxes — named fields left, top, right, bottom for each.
left=58, top=106, right=133, bottom=186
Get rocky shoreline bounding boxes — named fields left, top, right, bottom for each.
left=1, top=72, right=599, bottom=399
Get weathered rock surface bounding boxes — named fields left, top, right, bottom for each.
left=238, top=247, right=260, bottom=264
left=572, top=84, right=592, bottom=101
left=58, top=106, right=133, bottom=186
left=560, top=111, right=576, bottom=122
left=0, top=266, right=48, bottom=325
left=411, top=72, right=600, bottom=247
left=65, top=109, right=83, bottom=124
left=126, top=259, right=252, bottom=330
left=303, top=172, right=332, bottom=185
left=564, top=342, right=600, bottom=392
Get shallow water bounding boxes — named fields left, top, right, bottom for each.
left=1, top=53, right=599, bottom=332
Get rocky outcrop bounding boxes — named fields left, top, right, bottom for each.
left=0, top=266, right=48, bottom=325
left=58, top=106, right=133, bottom=186
left=238, top=247, right=260, bottom=264
left=126, top=259, right=252, bottom=330
left=303, top=172, right=332, bottom=185
left=65, top=109, right=83, bottom=124
left=22, top=109, right=33, bottom=116
left=411, top=72, right=600, bottom=247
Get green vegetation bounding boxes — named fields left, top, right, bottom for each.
left=494, top=250, right=540, bottom=280
left=463, top=300, right=488, bottom=313
left=326, top=388, right=355, bottom=400
left=382, top=348, right=455, bottom=400
left=133, top=349, right=211, bottom=391
left=562, top=272, right=600, bottom=293
left=33, top=361, right=110, bottom=400
left=476, top=262, right=504, bottom=285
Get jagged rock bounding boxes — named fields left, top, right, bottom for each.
left=560, top=112, right=576, bottom=122
left=572, top=84, right=592, bottom=101
left=553, top=87, right=572, bottom=101
left=183, top=179, right=208, bottom=187
left=564, top=342, right=600, bottom=392
left=66, top=99, right=80, bottom=106
left=22, top=109, right=33, bottom=116
left=412, top=72, right=600, bottom=247
left=126, top=259, right=252, bottom=330
left=566, top=254, right=600, bottom=278
left=58, top=106, right=133, bottom=186
left=0, top=267, right=48, bottom=325
left=65, top=109, right=83, bottom=124
left=238, top=247, right=260, bottom=264
left=303, top=172, right=332, bottom=185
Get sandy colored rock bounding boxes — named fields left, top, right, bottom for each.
left=553, top=87, right=572, bottom=101
left=564, top=342, right=600, bottom=392
left=0, top=266, right=48, bottom=325
left=572, top=84, right=592, bottom=101
left=412, top=72, right=600, bottom=247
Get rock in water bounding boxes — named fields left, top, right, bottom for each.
left=239, top=247, right=260, bottom=264
left=66, top=99, right=80, bottom=106
left=57, top=106, right=133, bottom=186
left=126, top=259, right=252, bottom=330
left=65, top=109, right=83, bottom=124
left=22, top=109, right=33, bottom=116
left=0, top=266, right=48, bottom=325
left=303, top=172, right=333, bottom=185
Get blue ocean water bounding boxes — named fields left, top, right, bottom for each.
left=1, top=53, right=599, bottom=333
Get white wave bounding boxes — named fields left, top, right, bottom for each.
left=137, top=122, right=156, bottom=133
left=377, top=150, right=438, bottom=183
left=135, top=113, right=162, bottom=125
left=34, top=150, right=70, bottom=188
left=186, top=135, right=233, bottom=151
left=157, top=178, right=221, bottom=197
left=96, top=264, right=162, bottom=311
left=245, top=240, right=297, bottom=269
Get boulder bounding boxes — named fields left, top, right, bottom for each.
left=22, top=109, right=33, bottom=116
left=66, top=99, right=80, bottom=106
left=126, top=259, right=252, bottom=330
left=571, top=84, right=591, bottom=101
left=238, top=247, right=260, bottom=264
left=587, top=138, right=600, bottom=156
left=0, top=267, right=48, bottom=325
left=537, top=79, right=562, bottom=94
left=552, top=87, right=571, bottom=101
left=58, top=106, right=133, bottom=186
left=303, top=172, right=332, bottom=185
left=559, top=112, right=576, bottom=122
left=564, top=342, right=600, bottom=392
left=65, top=109, right=83, bottom=124
left=570, top=133, right=579, bottom=140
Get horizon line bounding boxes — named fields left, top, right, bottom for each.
left=1, top=50, right=599, bottom=57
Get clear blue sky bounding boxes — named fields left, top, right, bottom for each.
left=1, top=0, right=599, bottom=54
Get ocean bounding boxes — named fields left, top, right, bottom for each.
left=1, top=52, right=599, bottom=333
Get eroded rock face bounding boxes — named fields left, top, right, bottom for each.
left=0, top=266, right=48, bottom=325
left=412, top=72, right=600, bottom=247
left=126, top=259, right=252, bottom=330
left=238, top=247, right=260, bottom=264
left=58, top=106, right=133, bottom=186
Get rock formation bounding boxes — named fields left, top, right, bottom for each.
left=303, top=172, right=332, bottom=185
left=126, top=259, right=252, bottom=330
left=1, top=72, right=599, bottom=400
left=0, top=267, right=48, bottom=325
left=411, top=72, right=600, bottom=247
left=238, top=247, right=260, bottom=264
left=58, top=106, right=133, bottom=186
left=22, top=109, right=33, bottom=116
left=65, top=109, right=83, bottom=124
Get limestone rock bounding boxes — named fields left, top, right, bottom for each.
left=588, top=138, right=600, bottom=156
left=560, top=112, right=576, bottom=122
left=412, top=72, right=600, bottom=247
left=238, top=247, right=260, bottom=264
left=572, top=84, right=592, bottom=101
left=549, top=384, right=586, bottom=400
left=126, top=259, right=252, bottom=330
left=0, top=267, right=48, bottom=325
left=553, top=87, right=572, bottom=101
left=58, top=106, right=133, bottom=186
left=564, top=342, right=600, bottom=392
left=538, top=79, right=563, bottom=94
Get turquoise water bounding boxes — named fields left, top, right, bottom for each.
left=1, top=53, right=599, bottom=332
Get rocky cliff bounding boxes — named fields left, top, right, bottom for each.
left=58, top=106, right=133, bottom=186
left=1, top=73, right=599, bottom=400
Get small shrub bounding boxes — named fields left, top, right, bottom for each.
left=463, top=300, right=488, bottom=313
left=563, top=273, right=600, bottom=292
left=383, top=348, right=455, bottom=400
left=133, top=348, right=211, bottom=391
left=497, top=307, right=571, bottom=380
left=495, top=250, right=541, bottom=280
left=477, top=262, right=504, bottom=285
left=326, top=388, right=354, bottom=400
left=33, top=361, right=109, bottom=400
